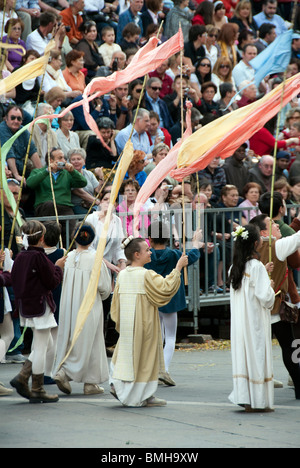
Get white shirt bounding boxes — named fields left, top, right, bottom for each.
left=204, top=44, right=218, bottom=69
left=272, top=231, right=300, bottom=324
left=39, top=69, right=72, bottom=94
left=232, top=60, right=255, bottom=90
left=0, top=11, right=18, bottom=36
left=84, top=0, right=105, bottom=11
left=26, top=28, right=52, bottom=55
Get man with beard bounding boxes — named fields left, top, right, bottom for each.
left=254, top=0, right=287, bottom=36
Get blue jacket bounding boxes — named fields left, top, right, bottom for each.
left=145, top=93, right=174, bottom=131
left=145, top=247, right=200, bottom=313
left=71, top=95, right=116, bottom=131
left=0, top=121, right=37, bottom=174
left=116, top=8, right=143, bottom=44
left=124, top=170, right=147, bottom=187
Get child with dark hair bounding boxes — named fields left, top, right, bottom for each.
left=145, top=221, right=201, bottom=386
left=10, top=221, right=65, bottom=404
left=228, top=223, right=275, bottom=412
left=53, top=223, right=111, bottom=396
left=42, top=221, right=66, bottom=385
left=119, top=23, right=141, bottom=52
left=250, top=214, right=300, bottom=400
left=109, top=235, right=188, bottom=407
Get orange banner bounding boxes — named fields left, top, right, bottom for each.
left=170, top=73, right=300, bottom=181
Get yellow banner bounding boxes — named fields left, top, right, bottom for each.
left=0, top=40, right=55, bottom=95
left=0, top=41, right=26, bottom=57
left=58, top=140, right=134, bottom=368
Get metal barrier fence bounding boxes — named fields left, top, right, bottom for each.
left=30, top=203, right=300, bottom=334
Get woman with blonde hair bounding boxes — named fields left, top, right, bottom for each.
left=204, top=24, right=219, bottom=68
left=280, top=108, right=300, bottom=139
left=230, top=0, right=258, bottom=34
left=211, top=56, right=234, bottom=100
left=45, top=86, right=66, bottom=130
left=217, top=22, right=239, bottom=67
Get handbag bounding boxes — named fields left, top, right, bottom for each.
left=278, top=295, right=299, bottom=324
left=276, top=269, right=299, bottom=324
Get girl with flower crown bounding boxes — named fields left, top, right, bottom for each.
left=228, top=223, right=276, bottom=412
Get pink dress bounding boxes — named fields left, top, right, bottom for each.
left=238, top=199, right=261, bottom=222
left=116, top=200, right=151, bottom=236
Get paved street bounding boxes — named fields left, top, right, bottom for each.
left=1, top=343, right=300, bottom=449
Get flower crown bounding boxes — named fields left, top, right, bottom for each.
left=22, top=230, right=42, bottom=250
left=121, top=235, right=134, bottom=249
left=231, top=225, right=249, bottom=241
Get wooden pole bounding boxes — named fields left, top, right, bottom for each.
left=268, top=0, right=298, bottom=268
left=66, top=65, right=149, bottom=253
left=0, top=146, right=5, bottom=270
left=179, top=32, right=188, bottom=284
left=7, top=63, right=47, bottom=251
left=196, top=172, right=201, bottom=230
left=0, top=0, right=8, bottom=74
left=47, top=123, right=63, bottom=248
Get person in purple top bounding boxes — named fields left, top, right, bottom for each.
left=2, top=18, right=27, bottom=71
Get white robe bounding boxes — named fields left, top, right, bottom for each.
left=53, top=249, right=111, bottom=384
left=110, top=267, right=181, bottom=407
left=85, top=212, right=126, bottom=266
left=229, top=259, right=275, bottom=410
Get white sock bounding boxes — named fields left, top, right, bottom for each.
left=0, top=339, right=6, bottom=362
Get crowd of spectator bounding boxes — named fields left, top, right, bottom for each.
left=1, top=0, right=300, bottom=293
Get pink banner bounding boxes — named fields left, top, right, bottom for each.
left=28, top=30, right=184, bottom=150
left=133, top=102, right=193, bottom=235
left=82, top=31, right=184, bottom=143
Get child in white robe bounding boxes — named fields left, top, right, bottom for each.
left=53, top=223, right=111, bottom=395
left=109, top=236, right=188, bottom=407
left=228, top=224, right=275, bottom=412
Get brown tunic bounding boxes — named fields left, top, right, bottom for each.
left=258, top=239, right=288, bottom=316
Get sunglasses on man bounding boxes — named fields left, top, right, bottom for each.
left=9, top=115, right=22, bottom=121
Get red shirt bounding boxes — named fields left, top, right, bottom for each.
left=147, top=128, right=172, bottom=149
left=60, top=7, right=83, bottom=43
left=249, top=127, right=287, bottom=156
left=191, top=14, right=205, bottom=26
